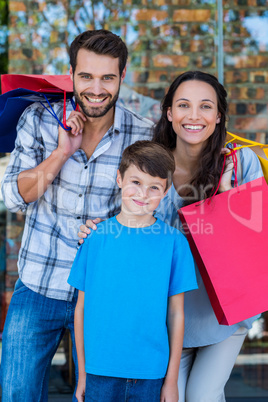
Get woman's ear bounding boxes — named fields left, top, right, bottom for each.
left=167, top=108, right=173, bottom=122
left=116, top=170, right=122, bottom=188
left=216, top=113, right=221, bottom=124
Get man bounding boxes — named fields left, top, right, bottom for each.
left=0, top=29, right=153, bottom=401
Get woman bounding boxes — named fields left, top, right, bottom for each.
left=153, top=71, right=263, bottom=401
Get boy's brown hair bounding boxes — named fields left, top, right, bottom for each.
left=119, top=140, right=175, bottom=190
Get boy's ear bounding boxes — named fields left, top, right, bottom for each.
left=116, top=169, right=122, bottom=188
left=167, top=108, right=172, bottom=122
left=163, top=185, right=171, bottom=198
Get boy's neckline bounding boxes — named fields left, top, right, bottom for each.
left=115, top=215, right=157, bottom=229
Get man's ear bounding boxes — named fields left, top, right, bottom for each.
left=120, top=67, right=127, bottom=84
left=69, top=66, right=73, bottom=82
left=167, top=108, right=172, bottom=122
left=116, top=169, right=122, bottom=188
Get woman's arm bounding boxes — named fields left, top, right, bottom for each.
left=160, top=293, right=184, bottom=402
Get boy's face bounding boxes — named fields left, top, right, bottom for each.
left=116, top=164, right=168, bottom=217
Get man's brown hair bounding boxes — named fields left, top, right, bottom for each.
left=69, top=29, right=128, bottom=75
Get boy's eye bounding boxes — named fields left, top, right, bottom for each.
left=151, top=186, right=159, bottom=191
left=132, top=180, right=140, bottom=185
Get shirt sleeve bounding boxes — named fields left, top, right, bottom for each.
left=67, top=237, right=91, bottom=291
left=1, top=104, right=45, bottom=212
left=168, top=232, right=198, bottom=297
left=236, top=147, right=263, bottom=185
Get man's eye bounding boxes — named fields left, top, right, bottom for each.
left=103, top=76, right=113, bottom=81
left=81, top=75, right=91, bottom=79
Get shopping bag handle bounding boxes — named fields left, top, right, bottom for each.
left=207, top=149, right=238, bottom=204
left=225, top=132, right=268, bottom=154
left=39, top=91, right=76, bottom=131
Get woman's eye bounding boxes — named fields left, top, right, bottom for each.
left=178, top=103, right=188, bottom=108
left=201, top=104, right=212, bottom=109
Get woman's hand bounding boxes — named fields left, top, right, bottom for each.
left=78, top=218, right=103, bottom=244
left=219, top=148, right=234, bottom=193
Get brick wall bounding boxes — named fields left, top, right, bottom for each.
left=7, top=0, right=267, bottom=140
left=223, top=0, right=268, bottom=141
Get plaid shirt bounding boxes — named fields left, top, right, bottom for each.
left=1, top=100, right=153, bottom=301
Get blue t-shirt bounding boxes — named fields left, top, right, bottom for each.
left=68, top=216, right=197, bottom=379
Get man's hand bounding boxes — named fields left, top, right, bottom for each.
left=219, top=148, right=234, bottom=193
left=160, top=378, right=179, bottom=402
left=78, top=218, right=103, bottom=244
left=75, top=375, right=86, bottom=402
left=57, top=110, right=87, bottom=159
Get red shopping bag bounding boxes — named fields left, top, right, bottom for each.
left=1, top=74, right=73, bottom=94
left=0, top=74, right=74, bottom=152
left=178, top=176, right=268, bottom=326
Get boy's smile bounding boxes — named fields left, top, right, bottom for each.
left=116, top=164, right=168, bottom=226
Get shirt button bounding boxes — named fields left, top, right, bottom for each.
left=77, top=216, right=81, bottom=219
left=78, top=194, right=82, bottom=197
left=84, top=165, right=88, bottom=169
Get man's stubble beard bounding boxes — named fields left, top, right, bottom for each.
left=73, top=84, right=121, bottom=118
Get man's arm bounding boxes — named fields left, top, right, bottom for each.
left=161, top=293, right=184, bottom=402
left=17, top=110, right=86, bottom=203
left=75, top=290, right=86, bottom=402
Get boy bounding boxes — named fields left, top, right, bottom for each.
left=68, top=141, right=197, bottom=402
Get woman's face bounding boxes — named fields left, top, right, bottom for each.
left=167, top=80, right=221, bottom=148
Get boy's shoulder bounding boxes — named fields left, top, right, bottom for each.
left=88, top=216, right=117, bottom=237
left=156, top=218, right=181, bottom=237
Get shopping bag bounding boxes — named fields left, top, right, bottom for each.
left=178, top=176, right=268, bottom=326
left=1, top=74, right=73, bottom=94
left=226, top=132, right=268, bottom=183
left=0, top=74, right=74, bottom=152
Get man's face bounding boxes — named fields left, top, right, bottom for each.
left=71, top=49, right=126, bottom=119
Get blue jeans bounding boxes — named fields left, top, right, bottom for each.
left=0, top=279, right=78, bottom=402
left=85, top=373, right=164, bottom=401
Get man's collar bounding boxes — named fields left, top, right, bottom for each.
left=113, top=103, right=123, bottom=134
